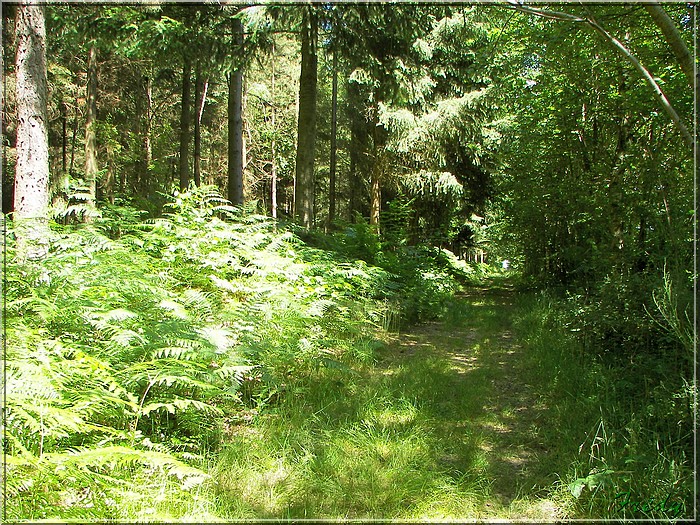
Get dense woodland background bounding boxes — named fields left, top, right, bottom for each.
left=2, top=1, right=696, bottom=521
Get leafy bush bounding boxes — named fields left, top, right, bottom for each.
left=301, top=219, right=471, bottom=328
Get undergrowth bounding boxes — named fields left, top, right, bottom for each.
left=512, top=291, right=694, bottom=520
left=3, top=186, right=470, bottom=521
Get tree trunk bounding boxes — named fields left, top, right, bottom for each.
left=294, top=6, right=318, bottom=229
left=270, top=39, right=278, bottom=219
left=14, top=1, right=50, bottom=261
left=645, top=3, right=695, bottom=91
left=104, top=143, right=115, bottom=205
left=369, top=167, right=381, bottom=231
left=143, top=75, right=152, bottom=196
left=134, top=72, right=144, bottom=192
left=52, top=98, right=70, bottom=208
left=178, top=56, right=192, bottom=191
left=84, top=43, right=98, bottom=203
left=61, top=100, right=67, bottom=174
left=645, top=2, right=699, bottom=167
left=328, top=48, right=338, bottom=229
left=228, top=17, right=244, bottom=205
left=70, top=93, right=78, bottom=176
left=2, top=38, right=12, bottom=214
left=347, top=81, right=369, bottom=222
left=194, top=62, right=208, bottom=188
left=369, top=112, right=387, bottom=233
left=194, top=66, right=202, bottom=188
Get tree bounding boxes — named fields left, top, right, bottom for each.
left=13, top=1, right=50, bottom=261
left=228, top=16, right=244, bottom=206
left=644, top=3, right=694, bottom=91
left=270, top=37, right=279, bottom=218
left=327, top=48, right=338, bottom=228
left=294, top=5, right=318, bottom=228
left=178, top=55, right=192, bottom=191
left=193, top=61, right=208, bottom=188
left=506, top=1, right=693, bottom=150
left=84, top=43, right=98, bottom=202
left=495, top=2, right=692, bottom=284
left=334, top=4, right=438, bottom=233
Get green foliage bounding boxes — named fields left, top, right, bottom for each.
left=7, top=186, right=468, bottom=519
left=211, top=330, right=489, bottom=520
left=512, top=293, right=694, bottom=520
left=300, top=214, right=471, bottom=328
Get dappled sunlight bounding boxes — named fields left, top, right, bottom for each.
left=361, top=284, right=563, bottom=521
left=208, top=280, right=567, bottom=520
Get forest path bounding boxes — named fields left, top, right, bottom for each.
left=373, top=277, right=562, bottom=520
left=216, top=278, right=565, bottom=520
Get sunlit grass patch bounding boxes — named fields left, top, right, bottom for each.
left=212, top=333, right=504, bottom=519
left=109, top=472, right=222, bottom=522
left=361, top=395, right=420, bottom=428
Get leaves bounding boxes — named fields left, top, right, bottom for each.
left=7, top=184, right=463, bottom=519
left=569, top=469, right=615, bottom=498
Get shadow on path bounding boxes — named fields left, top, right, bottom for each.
left=377, top=280, right=561, bottom=519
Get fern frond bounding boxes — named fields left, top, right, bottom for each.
left=152, top=346, right=198, bottom=360
left=158, top=299, right=190, bottom=320
left=213, top=364, right=255, bottom=383
left=307, top=299, right=335, bottom=318
left=5, top=401, right=104, bottom=439
left=197, top=326, right=236, bottom=354
left=180, top=289, right=213, bottom=319
left=44, top=446, right=210, bottom=486
left=141, top=398, right=223, bottom=417
left=108, top=328, right=147, bottom=349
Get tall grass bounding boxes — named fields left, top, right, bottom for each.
left=512, top=292, right=694, bottom=520
left=211, top=277, right=569, bottom=521
left=211, top=350, right=493, bottom=520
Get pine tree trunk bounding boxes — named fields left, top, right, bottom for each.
left=178, top=56, right=192, bottom=191
left=328, top=49, right=338, bottom=229
left=52, top=98, right=70, bottom=208
left=84, top=43, right=98, bottom=203
left=347, top=81, right=369, bottom=222
left=104, top=144, right=115, bottom=204
left=14, top=1, right=50, bottom=261
left=143, top=75, right=152, bottom=195
left=70, top=94, right=78, bottom=176
left=294, top=6, right=318, bottom=229
left=270, top=39, right=278, bottom=219
left=369, top=113, right=387, bottom=233
left=61, top=100, right=67, bottom=174
left=134, top=73, right=144, bottom=192
left=369, top=167, right=381, bottom=231
left=228, top=17, right=244, bottom=205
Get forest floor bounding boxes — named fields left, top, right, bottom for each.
left=376, top=280, right=563, bottom=520
left=214, top=277, right=568, bottom=520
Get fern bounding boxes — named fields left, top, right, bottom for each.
left=6, top=183, right=463, bottom=519
left=140, top=399, right=223, bottom=417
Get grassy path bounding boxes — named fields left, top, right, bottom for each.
left=214, top=279, right=565, bottom=520
left=371, top=279, right=562, bottom=520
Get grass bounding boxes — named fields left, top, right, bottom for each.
left=210, top=275, right=568, bottom=520
left=510, top=289, right=694, bottom=521
left=9, top=191, right=690, bottom=522
left=210, top=273, right=694, bottom=521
